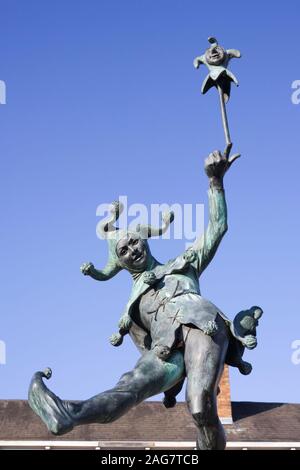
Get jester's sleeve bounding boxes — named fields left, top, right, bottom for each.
left=191, top=186, right=228, bottom=276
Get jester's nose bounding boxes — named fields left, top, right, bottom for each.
left=132, top=249, right=141, bottom=259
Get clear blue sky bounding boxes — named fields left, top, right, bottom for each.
left=1, top=0, right=300, bottom=404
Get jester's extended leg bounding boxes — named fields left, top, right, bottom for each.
left=28, top=350, right=184, bottom=435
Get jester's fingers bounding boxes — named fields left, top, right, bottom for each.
left=223, top=143, right=232, bottom=159
left=204, top=148, right=240, bottom=179
left=223, top=143, right=241, bottom=167
left=228, top=153, right=241, bottom=166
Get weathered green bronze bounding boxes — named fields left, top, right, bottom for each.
left=28, top=39, right=262, bottom=450
left=194, top=36, right=241, bottom=146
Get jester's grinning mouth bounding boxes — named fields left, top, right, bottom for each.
left=132, top=252, right=145, bottom=263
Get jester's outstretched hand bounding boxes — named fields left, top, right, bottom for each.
left=204, top=143, right=240, bottom=183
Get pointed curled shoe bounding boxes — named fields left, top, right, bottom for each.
left=28, top=368, right=74, bottom=435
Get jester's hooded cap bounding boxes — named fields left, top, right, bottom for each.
left=95, top=201, right=174, bottom=279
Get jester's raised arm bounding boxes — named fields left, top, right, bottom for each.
left=192, top=144, right=240, bottom=275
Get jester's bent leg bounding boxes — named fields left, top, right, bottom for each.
left=28, top=350, right=184, bottom=435
left=183, top=316, right=229, bottom=450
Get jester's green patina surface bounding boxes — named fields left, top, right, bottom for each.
left=28, top=40, right=263, bottom=450
left=94, top=183, right=256, bottom=363
left=28, top=147, right=263, bottom=449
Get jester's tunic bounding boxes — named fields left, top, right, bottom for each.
left=117, top=185, right=234, bottom=356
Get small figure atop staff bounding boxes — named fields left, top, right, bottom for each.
left=194, top=36, right=241, bottom=147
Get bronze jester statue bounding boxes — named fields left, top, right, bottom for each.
left=29, top=38, right=262, bottom=450
left=28, top=143, right=262, bottom=450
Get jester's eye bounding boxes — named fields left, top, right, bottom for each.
left=120, top=247, right=128, bottom=256
left=133, top=239, right=139, bottom=245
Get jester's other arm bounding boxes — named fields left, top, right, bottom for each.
left=192, top=145, right=240, bottom=275
left=80, top=262, right=131, bottom=346
left=81, top=262, right=104, bottom=279
left=80, top=262, right=120, bottom=280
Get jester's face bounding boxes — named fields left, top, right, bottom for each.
left=116, top=233, right=148, bottom=272
left=205, top=45, right=226, bottom=66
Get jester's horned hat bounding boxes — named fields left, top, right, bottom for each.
left=96, top=201, right=174, bottom=279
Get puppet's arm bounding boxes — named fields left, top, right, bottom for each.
left=193, top=54, right=205, bottom=69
